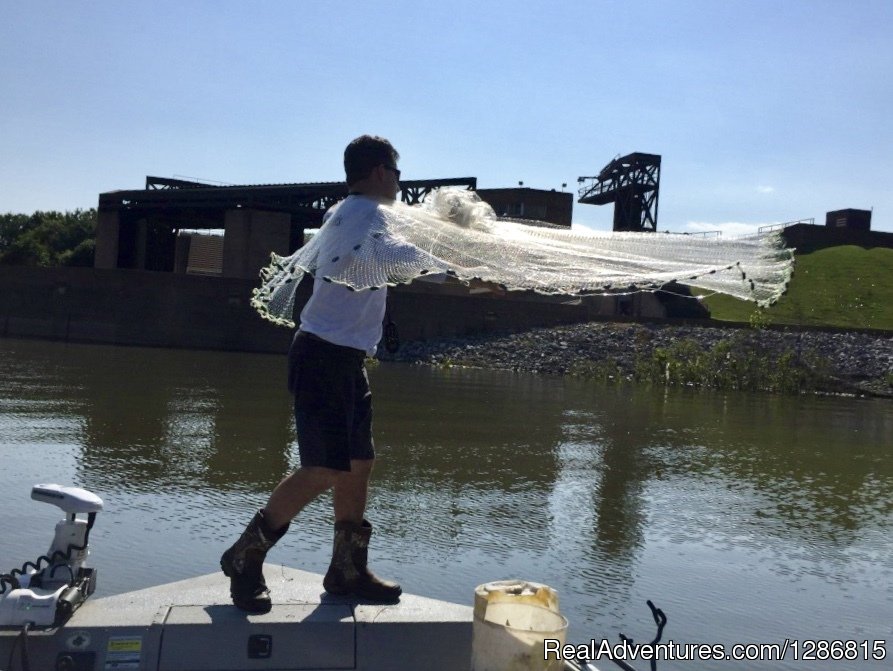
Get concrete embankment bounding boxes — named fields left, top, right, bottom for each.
left=380, top=322, right=893, bottom=396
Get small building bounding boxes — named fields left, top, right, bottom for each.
left=825, top=208, right=872, bottom=231
left=476, top=188, right=573, bottom=227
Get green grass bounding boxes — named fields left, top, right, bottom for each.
left=699, top=245, right=893, bottom=331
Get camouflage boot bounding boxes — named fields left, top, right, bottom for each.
left=220, top=509, right=289, bottom=613
left=323, top=519, right=401, bottom=603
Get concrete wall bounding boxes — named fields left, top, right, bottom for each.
left=94, top=209, right=120, bottom=269
left=223, top=209, right=291, bottom=279
left=0, top=266, right=293, bottom=353
left=0, top=267, right=618, bottom=354
left=389, top=285, right=601, bottom=341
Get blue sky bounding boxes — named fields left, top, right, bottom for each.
left=2, top=0, right=891, bottom=233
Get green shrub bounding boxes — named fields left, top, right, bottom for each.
left=569, top=357, right=625, bottom=381
left=629, top=334, right=833, bottom=394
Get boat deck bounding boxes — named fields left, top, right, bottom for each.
left=0, top=564, right=473, bottom=670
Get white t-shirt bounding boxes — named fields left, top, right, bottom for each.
left=298, top=196, right=388, bottom=355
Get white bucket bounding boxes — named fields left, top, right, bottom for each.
left=471, top=580, right=568, bottom=671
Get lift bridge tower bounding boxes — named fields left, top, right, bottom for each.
left=577, top=152, right=661, bottom=232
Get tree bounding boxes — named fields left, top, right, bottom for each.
left=0, top=213, right=30, bottom=254
left=0, top=209, right=97, bottom=267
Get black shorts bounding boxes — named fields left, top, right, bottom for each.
left=287, top=331, right=374, bottom=472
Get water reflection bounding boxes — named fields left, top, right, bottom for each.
left=642, top=390, right=893, bottom=547
left=1, top=338, right=890, bottom=670
left=28, top=344, right=296, bottom=494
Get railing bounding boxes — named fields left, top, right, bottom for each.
left=663, top=230, right=722, bottom=238
left=758, top=218, right=815, bottom=234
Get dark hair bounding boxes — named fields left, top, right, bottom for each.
left=344, top=135, right=399, bottom=186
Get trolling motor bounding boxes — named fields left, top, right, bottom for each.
left=0, top=484, right=103, bottom=628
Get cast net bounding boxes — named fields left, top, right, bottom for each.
left=251, top=188, right=794, bottom=327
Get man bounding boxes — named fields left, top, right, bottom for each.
left=220, top=135, right=403, bottom=612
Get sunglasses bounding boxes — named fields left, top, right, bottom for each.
left=382, top=164, right=401, bottom=180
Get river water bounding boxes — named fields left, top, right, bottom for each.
left=0, top=337, right=890, bottom=670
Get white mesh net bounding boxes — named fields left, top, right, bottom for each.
left=251, top=188, right=794, bottom=327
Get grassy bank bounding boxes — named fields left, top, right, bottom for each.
left=700, top=245, right=893, bottom=331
